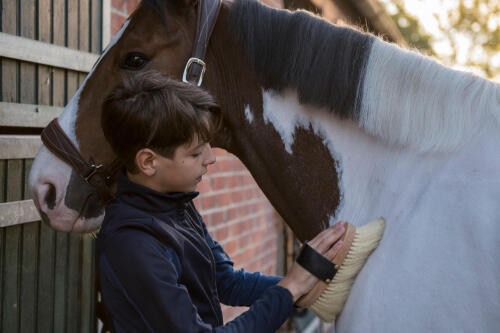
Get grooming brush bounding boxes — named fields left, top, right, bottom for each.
left=296, top=218, right=386, bottom=322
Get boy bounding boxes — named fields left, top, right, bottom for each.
left=97, top=71, right=345, bottom=332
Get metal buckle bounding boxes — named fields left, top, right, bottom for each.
left=84, top=164, right=104, bottom=184
left=182, top=57, right=206, bottom=86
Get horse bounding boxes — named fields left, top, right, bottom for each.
left=28, top=0, right=500, bottom=331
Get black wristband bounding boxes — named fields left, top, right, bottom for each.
left=296, top=243, right=337, bottom=282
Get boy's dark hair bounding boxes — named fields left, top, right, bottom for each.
left=101, top=71, right=222, bottom=174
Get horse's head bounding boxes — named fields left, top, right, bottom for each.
left=29, top=0, right=202, bottom=232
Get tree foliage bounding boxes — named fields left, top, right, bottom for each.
left=382, top=0, right=500, bottom=79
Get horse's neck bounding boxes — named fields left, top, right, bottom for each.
left=261, top=88, right=500, bottom=227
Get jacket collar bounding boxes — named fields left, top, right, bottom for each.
left=115, top=168, right=199, bottom=214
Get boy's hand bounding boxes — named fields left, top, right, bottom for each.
left=277, top=222, right=345, bottom=302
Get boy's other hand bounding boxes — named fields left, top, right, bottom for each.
left=277, top=222, right=345, bottom=302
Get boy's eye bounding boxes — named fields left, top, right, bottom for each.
left=192, top=152, right=202, bottom=157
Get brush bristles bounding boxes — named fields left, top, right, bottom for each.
left=310, top=218, right=386, bottom=322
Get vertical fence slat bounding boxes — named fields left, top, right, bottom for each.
left=0, top=160, right=5, bottom=203
left=18, top=3, right=39, bottom=330
left=1, top=0, right=19, bottom=104
left=53, top=2, right=69, bottom=330
left=36, top=3, right=56, bottom=331
left=20, top=222, right=38, bottom=333
left=20, top=0, right=36, bottom=106
left=67, top=0, right=79, bottom=101
left=79, top=0, right=91, bottom=88
left=38, top=0, right=52, bottom=106
left=53, top=231, right=68, bottom=333
left=67, top=233, right=82, bottom=332
left=37, top=223, right=55, bottom=333
left=53, top=0, right=66, bottom=107
left=2, top=160, right=24, bottom=333
left=20, top=159, right=38, bottom=333
left=0, top=159, right=4, bottom=328
left=91, top=0, right=102, bottom=53
left=80, top=235, right=95, bottom=333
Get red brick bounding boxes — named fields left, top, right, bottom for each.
left=233, top=218, right=253, bottom=235
left=212, top=176, right=228, bottom=190
left=228, top=175, right=239, bottom=187
left=243, top=188, right=254, bottom=200
left=126, top=0, right=141, bottom=14
left=223, top=239, right=238, bottom=255
left=111, top=12, right=127, bottom=36
left=227, top=207, right=239, bottom=221
left=230, top=190, right=244, bottom=204
left=209, top=211, right=224, bottom=226
left=201, top=195, right=217, bottom=210
left=217, top=192, right=231, bottom=206
left=251, top=229, right=266, bottom=243
left=215, top=159, right=232, bottom=173
left=216, top=225, right=231, bottom=242
left=111, top=0, right=126, bottom=11
left=238, top=234, right=252, bottom=249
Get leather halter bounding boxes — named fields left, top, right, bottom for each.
left=40, top=0, right=222, bottom=204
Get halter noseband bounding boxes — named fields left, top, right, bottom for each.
left=40, top=0, right=222, bottom=204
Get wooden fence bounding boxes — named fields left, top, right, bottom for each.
left=0, top=1, right=110, bottom=332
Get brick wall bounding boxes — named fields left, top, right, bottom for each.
left=110, top=0, right=285, bottom=323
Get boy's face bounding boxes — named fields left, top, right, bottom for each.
left=152, top=136, right=216, bottom=193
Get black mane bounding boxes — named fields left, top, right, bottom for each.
left=228, top=0, right=375, bottom=120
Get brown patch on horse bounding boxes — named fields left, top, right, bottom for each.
left=202, top=5, right=340, bottom=241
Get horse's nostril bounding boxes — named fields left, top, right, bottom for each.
left=45, top=183, right=56, bottom=210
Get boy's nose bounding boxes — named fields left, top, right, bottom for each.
left=204, top=144, right=216, bottom=165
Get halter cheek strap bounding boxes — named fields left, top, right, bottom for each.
left=41, top=118, right=122, bottom=204
left=40, top=0, right=222, bottom=204
left=183, top=0, right=222, bottom=86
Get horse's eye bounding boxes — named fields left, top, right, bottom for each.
left=122, top=53, right=148, bottom=70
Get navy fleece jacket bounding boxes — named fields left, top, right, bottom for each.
left=96, top=170, right=293, bottom=332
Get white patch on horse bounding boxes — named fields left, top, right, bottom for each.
left=57, top=19, right=131, bottom=147
left=262, top=88, right=500, bottom=332
left=244, top=105, right=254, bottom=124
left=359, top=38, right=500, bottom=153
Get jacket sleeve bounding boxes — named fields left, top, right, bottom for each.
left=99, top=229, right=293, bottom=333
left=202, top=223, right=283, bottom=306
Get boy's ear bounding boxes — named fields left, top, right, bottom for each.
left=135, top=148, right=157, bottom=176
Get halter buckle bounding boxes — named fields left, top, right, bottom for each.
left=182, top=57, right=206, bottom=86
left=84, top=164, right=104, bottom=184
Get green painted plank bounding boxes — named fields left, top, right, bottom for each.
left=53, top=231, right=68, bottom=333
left=36, top=222, right=55, bottom=333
